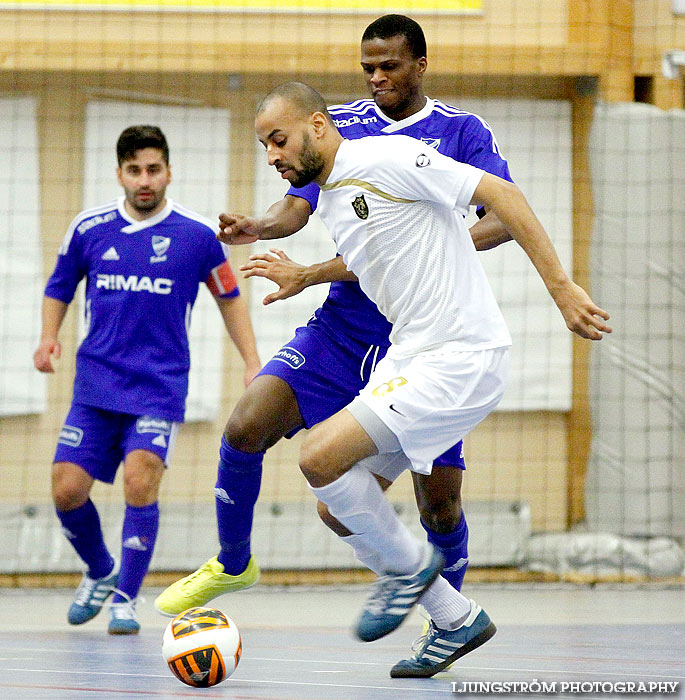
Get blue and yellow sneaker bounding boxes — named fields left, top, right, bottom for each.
left=67, top=559, right=119, bottom=625
left=355, top=544, right=445, bottom=642
left=390, top=600, right=496, bottom=678
left=154, top=555, right=260, bottom=617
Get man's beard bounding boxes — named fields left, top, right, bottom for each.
left=129, top=190, right=163, bottom=213
left=289, top=133, right=325, bottom=187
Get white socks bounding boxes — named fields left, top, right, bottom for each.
left=313, top=465, right=473, bottom=631
left=420, top=576, right=472, bottom=630
left=341, top=533, right=384, bottom=574
left=342, top=532, right=472, bottom=630
left=311, top=464, right=423, bottom=575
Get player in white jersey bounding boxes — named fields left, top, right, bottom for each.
left=34, top=126, right=261, bottom=635
left=220, top=82, right=611, bottom=670
left=318, top=135, right=512, bottom=358
left=154, top=17, right=515, bottom=677
left=233, top=18, right=516, bottom=614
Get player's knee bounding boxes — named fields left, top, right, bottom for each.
left=299, top=438, right=331, bottom=487
left=123, top=471, right=160, bottom=507
left=123, top=454, right=163, bottom=506
left=51, top=463, right=90, bottom=511
left=419, top=496, right=462, bottom=534
left=224, top=377, right=300, bottom=453
left=223, top=411, right=269, bottom=453
left=224, top=393, right=287, bottom=453
left=299, top=445, right=321, bottom=484
left=53, top=486, right=88, bottom=512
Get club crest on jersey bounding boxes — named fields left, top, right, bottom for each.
left=151, top=235, right=170, bottom=263
left=420, top=137, right=441, bottom=150
left=352, top=194, right=369, bottom=220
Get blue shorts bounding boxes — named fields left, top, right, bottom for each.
left=53, top=403, right=179, bottom=484
left=258, top=319, right=465, bottom=469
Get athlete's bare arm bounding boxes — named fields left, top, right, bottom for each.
left=218, top=194, right=312, bottom=245
left=33, top=296, right=68, bottom=373
left=241, top=210, right=512, bottom=305
left=472, top=173, right=612, bottom=340
left=470, top=210, right=512, bottom=250
left=214, top=295, right=262, bottom=386
left=241, top=250, right=355, bottom=305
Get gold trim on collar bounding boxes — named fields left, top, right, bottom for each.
left=321, top=179, right=415, bottom=203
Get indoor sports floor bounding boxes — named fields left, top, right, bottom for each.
left=0, top=583, right=682, bottom=699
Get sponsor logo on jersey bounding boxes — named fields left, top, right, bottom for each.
left=273, top=346, right=306, bottom=369
left=150, top=235, right=171, bottom=263
left=420, top=137, right=441, bottom=150
left=371, top=376, right=407, bottom=397
left=136, top=417, right=172, bottom=435
left=352, top=194, right=369, bottom=220
left=333, top=115, right=378, bottom=128
left=101, top=246, right=120, bottom=261
left=123, top=536, right=148, bottom=551
left=77, top=211, right=117, bottom=235
left=214, top=487, right=235, bottom=505
left=415, top=153, right=431, bottom=168
left=96, top=274, right=173, bottom=295
left=57, top=425, right=83, bottom=447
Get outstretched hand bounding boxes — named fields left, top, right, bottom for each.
left=218, top=213, right=262, bottom=245
left=240, top=248, right=309, bottom=305
left=551, top=280, right=612, bottom=340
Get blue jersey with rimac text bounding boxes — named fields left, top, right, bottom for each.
left=287, top=97, right=513, bottom=346
left=44, top=197, right=239, bottom=421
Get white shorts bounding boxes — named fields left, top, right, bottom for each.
left=348, top=345, right=510, bottom=477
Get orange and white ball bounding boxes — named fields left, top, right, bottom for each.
left=162, top=607, right=241, bottom=687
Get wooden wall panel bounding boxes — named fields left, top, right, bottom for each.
left=1, top=2, right=681, bottom=535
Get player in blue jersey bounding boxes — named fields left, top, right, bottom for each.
left=34, top=125, right=261, bottom=635
left=155, top=15, right=513, bottom=671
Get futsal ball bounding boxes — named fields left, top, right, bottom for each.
left=162, top=606, right=241, bottom=687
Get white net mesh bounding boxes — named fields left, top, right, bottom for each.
left=0, top=1, right=683, bottom=584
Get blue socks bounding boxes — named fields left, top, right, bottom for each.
left=422, top=512, right=469, bottom=591
left=215, top=437, right=263, bottom=575
left=56, top=499, right=114, bottom=579
left=57, top=499, right=159, bottom=600
left=112, top=502, right=159, bottom=603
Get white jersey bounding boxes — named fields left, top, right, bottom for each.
left=318, top=135, right=512, bottom=357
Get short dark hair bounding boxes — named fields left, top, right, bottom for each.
left=116, top=125, right=169, bottom=165
left=258, top=82, right=334, bottom=125
left=362, top=14, right=427, bottom=59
